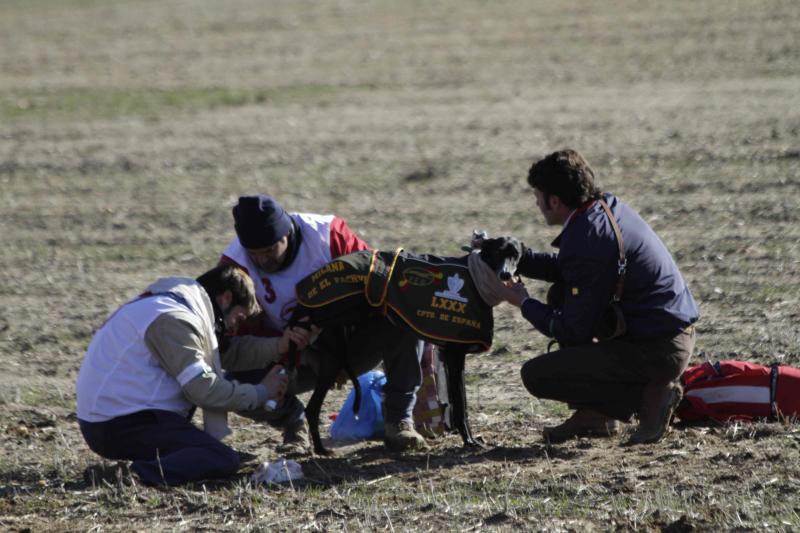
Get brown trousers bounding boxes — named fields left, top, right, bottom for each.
left=520, top=327, right=695, bottom=422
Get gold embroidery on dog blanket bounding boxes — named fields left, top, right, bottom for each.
left=295, top=249, right=494, bottom=352
left=381, top=251, right=492, bottom=352
left=365, top=248, right=402, bottom=307
left=295, top=251, right=372, bottom=308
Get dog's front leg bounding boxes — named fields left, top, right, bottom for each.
left=306, top=370, right=338, bottom=455
left=442, top=346, right=481, bottom=448
left=304, top=355, right=342, bottom=456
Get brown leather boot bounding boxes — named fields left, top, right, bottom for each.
left=543, top=409, right=620, bottom=444
left=384, top=419, right=429, bottom=451
left=629, top=382, right=683, bottom=444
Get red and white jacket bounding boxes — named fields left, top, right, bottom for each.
left=676, top=360, right=800, bottom=423
left=221, top=213, right=369, bottom=332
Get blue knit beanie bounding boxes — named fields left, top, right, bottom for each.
left=232, top=195, right=292, bottom=249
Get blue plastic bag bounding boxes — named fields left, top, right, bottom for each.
left=329, top=370, right=386, bottom=440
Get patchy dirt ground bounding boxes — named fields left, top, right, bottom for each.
left=1, top=0, right=799, bottom=530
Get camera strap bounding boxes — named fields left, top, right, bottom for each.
left=598, top=198, right=626, bottom=302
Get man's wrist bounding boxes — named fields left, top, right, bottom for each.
left=277, top=335, right=288, bottom=355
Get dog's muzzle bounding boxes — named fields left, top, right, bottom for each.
left=498, top=257, right=519, bottom=282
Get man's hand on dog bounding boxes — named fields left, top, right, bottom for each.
left=261, top=365, right=289, bottom=402
left=499, top=279, right=530, bottom=307
left=278, top=321, right=320, bottom=354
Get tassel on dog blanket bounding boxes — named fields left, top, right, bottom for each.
left=295, top=249, right=495, bottom=352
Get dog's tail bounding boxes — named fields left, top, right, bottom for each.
left=345, top=362, right=362, bottom=419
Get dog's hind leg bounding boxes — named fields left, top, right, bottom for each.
left=442, top=345, right=481, bottom=448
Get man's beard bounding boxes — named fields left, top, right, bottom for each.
left=257, top=257, right=283, bottom=273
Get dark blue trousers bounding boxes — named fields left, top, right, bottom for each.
left=79, top=410, right=240, bottom=486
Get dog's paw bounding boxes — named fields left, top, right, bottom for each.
left=314, top=447, right=337, bottom=457
left=462, top=436, right=485, bottom=449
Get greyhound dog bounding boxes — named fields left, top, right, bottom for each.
left=288, top=233, right=523, bottom=455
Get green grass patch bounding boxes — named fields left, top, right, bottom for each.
left=0, top=85, right=360, bottom=122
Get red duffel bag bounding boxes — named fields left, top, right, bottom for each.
left=676, top=360, right=800, bottom=423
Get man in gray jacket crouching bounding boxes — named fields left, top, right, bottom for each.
left=76, top=265, right=315, bottom=486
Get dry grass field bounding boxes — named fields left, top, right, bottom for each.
left=1, top=0, right=799, bottom=530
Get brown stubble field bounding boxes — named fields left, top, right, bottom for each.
left=1, top=0, right=799, bottom=530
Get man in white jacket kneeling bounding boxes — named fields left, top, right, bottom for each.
left=76, top=265, right=315, bottom=486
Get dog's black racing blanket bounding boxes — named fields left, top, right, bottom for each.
left=295, top=249, right=493, bottom=352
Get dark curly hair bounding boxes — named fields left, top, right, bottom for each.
left=527, top=149, right=602, bottom=208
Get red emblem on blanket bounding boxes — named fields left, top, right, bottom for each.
left=397, top=267, right=443, bottom=290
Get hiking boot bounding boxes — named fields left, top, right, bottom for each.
left=276, top=419, right=310, bottom=456
left=542, top=409, right=620, bottom=444
left=384, top=419, right=429, bottom=452
left=415, top=423, right=443, bottom=440
left=629, top=382, right=683, bottom=445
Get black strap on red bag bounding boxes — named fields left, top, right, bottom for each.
left=770, top=363, right=780, bottom=420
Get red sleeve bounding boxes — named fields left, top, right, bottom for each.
left=329, top=217, right=371, bottom=258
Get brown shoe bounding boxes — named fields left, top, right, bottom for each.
left=385, top=419, right=429, bottom=452
left=629, top=382, right=683, bottom=444
left=543, top=409, right=620, bottom=444
left=276, top=419, right=310, bottom=456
